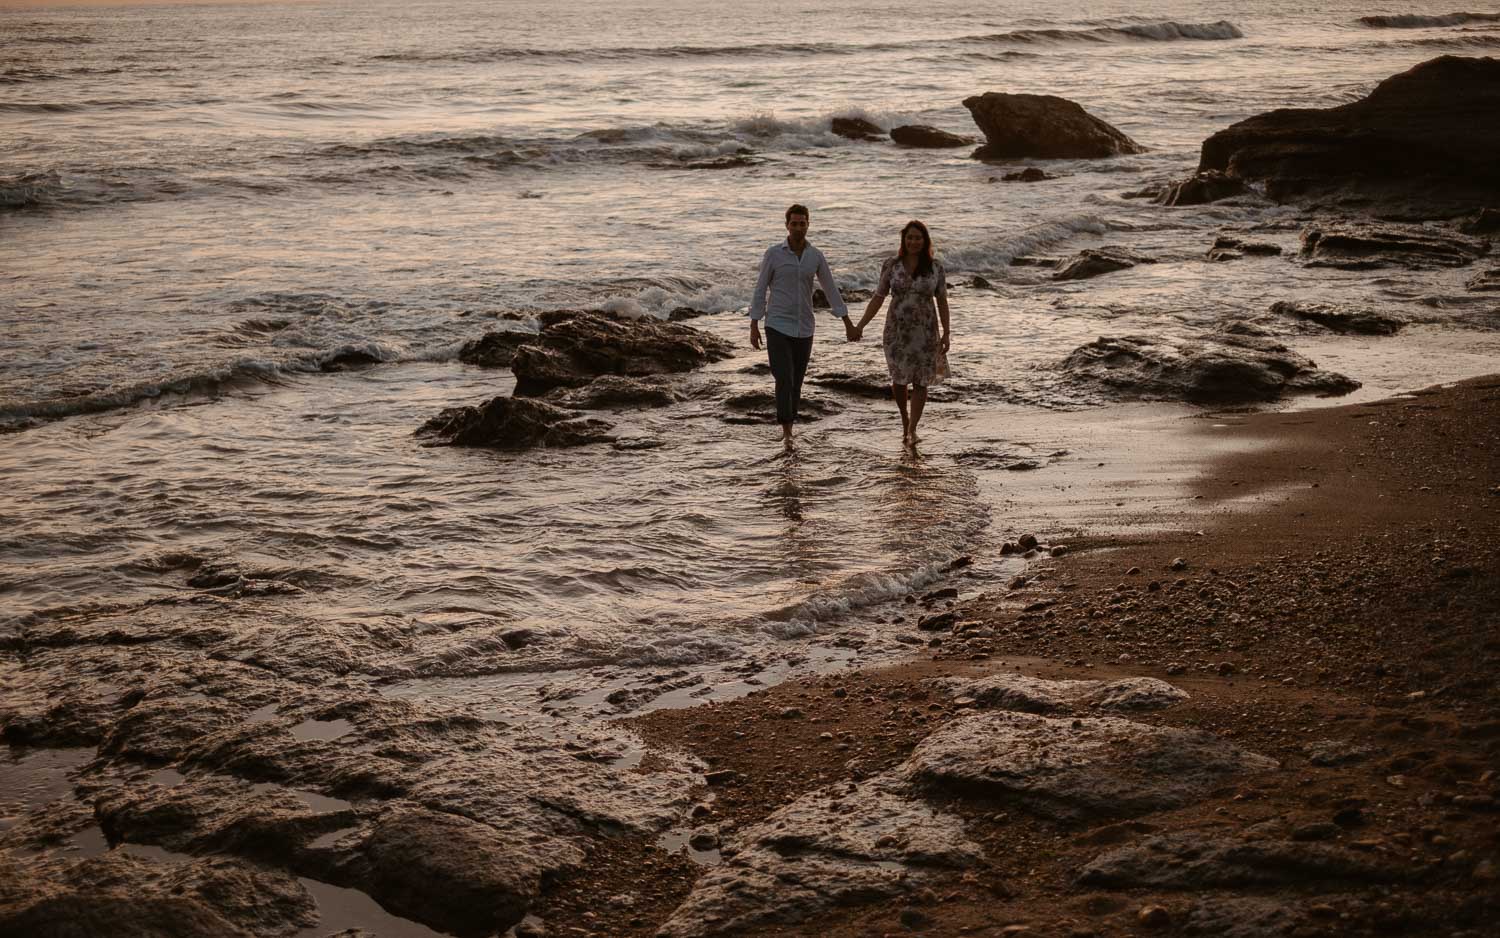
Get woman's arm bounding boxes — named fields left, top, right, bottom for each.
left=854, top=293, right=885, bottom=340
left=938, top=292, right=951, bottom=353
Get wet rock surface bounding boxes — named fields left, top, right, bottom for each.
left=457, top=328, right=534, bottom=367
left=1059, top=332, right=1360, bottom=403
left=719, top=390, right=844, bottom=424
left=417, top=396, right=615, bottom=449
left=546, top=375, right=692, bottom=410
left=1269, top=300, right=1405, bottom=335
left=903, top=711, right=1277, bottom=821
left=656, top=778, right=981, bottom=938
left=1197, top=55, right=1500, bottom=205
left=1299, top=223, right=1489, bottom=270
left=1052, top=246, right=1156, bottom=281
left=510, top=309, right=734, bottom=396
left=890, top=124, right=971, bottom=148
left=830, top=116, right=884, bottom=141
left=1157, top=170, right=1246, bottom=206
left=1467, top=268, right=1500, bottom=292
left=1206, top=235, right=1283, bottom=262
left=936, top=674, right=1189, bottom=714
left=1077, top=831, right=1401, bottom=888
left=963, top=92, right=1146, bottom=160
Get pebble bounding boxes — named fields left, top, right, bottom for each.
left=1137, top=905, right=1171, bottom=928
left=1049, top=545, right=1069, bottom=557
left=1170, top=558, right=1188, bottom=571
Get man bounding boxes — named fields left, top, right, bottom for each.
left=749, top=203, right=856, bottom=444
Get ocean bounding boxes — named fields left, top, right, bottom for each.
left=4, top=0, right=1500, bottom=737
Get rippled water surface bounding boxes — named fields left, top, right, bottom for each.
left=4, top=0, right=1499, bottom=691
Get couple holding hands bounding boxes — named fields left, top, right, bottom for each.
left=749, top=203, right=951, bottom=447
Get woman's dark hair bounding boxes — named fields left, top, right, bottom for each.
left=898, top=220, right=934, bottom=278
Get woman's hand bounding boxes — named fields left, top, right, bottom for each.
left=941, top=331, right=950, bottom=354
left=851, top=323, right=865, bottom=342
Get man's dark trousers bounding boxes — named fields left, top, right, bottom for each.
left=765, top=326, right=813, bottom=426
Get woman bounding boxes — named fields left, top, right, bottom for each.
left=852, top=220, right=951, bottom=445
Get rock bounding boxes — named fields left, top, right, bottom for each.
left=1018, top=534, right=1039, bottom=550
left=1052, top=247, right=1155, bottom=281
left=1207, top=236, right=1282, bottom=263
left=1462, top=208, right=1500, bottom=235
left=1138, top=904, right=1171, bottom=928
left=1302, top=739, right=1375, bottom=767
left=1299, top=223, right=1488, bottom=270
left=720, top=390, right=843, bottom=424
left=1082, top=678, right=1190, bottom=712
left=891, top=124, right=972, bottom=148
left=1077, top=832, right=1401, bottom=888
left=1196, top=55, right=1500, bottom=206
left=655, top=779, right=981, bottom=938
left=458, top=329, right=534, bottom=367
left=1181, top=896, right=1304, bottom=938
left=917, top=611, right=959, bottom=632
left=831, top=116, right=884, bottom=141
left=546, top=374, right=692, bottom=410
left=510, top=309, right=734, bottom=395
left=902, top=712, right=1277, bottom=821
left=1269, top=300, right=1405, bottom=335
left=938, top=674, right=1188, bottom=714
left=1002, top=167, right=1052, bottom=182
left=1467, top=268, right=1500, bottom=291
left=417, top=397, right=614, bottom=449
left=1156, top=171, right=1246, bottom=206
left=1049, top=545, right=1069, bottom=557
left=1059, top=333, right=1359, bottom=403
left=1291, top=822, right=1342, bottom=842
left=963, top=93, right=1146, bottom=160
left=807, top=371, right=892, bottom=398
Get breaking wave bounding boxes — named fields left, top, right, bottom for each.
left=1357, top=12, right=1500, bottom=28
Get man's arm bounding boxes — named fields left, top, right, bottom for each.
left=749, top=248, right=773, bottom=349
left=814, top=253, right=853, bottom=338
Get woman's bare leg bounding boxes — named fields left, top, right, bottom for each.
left=908, top=384, right=928, bottom=442
left=892, top=383, right=910, bottom=441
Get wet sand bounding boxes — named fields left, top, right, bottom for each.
left=555, top=375, right=1500, bottom=937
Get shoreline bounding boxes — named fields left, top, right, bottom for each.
left=537, top=375, right=1500, bottom=937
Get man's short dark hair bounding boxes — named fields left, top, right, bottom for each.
left=785, top=203, right=809, bottom=223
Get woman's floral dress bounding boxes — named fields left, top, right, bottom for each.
left=875, top=256, right=948, bottom=386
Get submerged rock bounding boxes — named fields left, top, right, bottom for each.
left=1059, top=332, right=1359, bottom=403
left=1003, top=167, right=1053, bottom=182
left=1156, top=170, right=1246, bottom=206
left=458, top=329, right=534, bottom=367
left=510, top=309, right=734, bottom=396
left=1196, top=55, right=1500, bottom=205
left=1299, top=223, right=1488, bottom=270
left=963, top=92, right=1146, bottom=160
left=1269, top=300, right=1405, bottom=335
left=1053, top=247, right=1157, bottom=281
left=1207, top=235, right=1282, bottom=262
left=902, top=711, right=1277, bottom=822
left=719, top=390, right=843, bottom=424
left=1078, top=832, right=1402, bottom=888
left=546, top=375, right=689, bottom=410
left=417, top=397, right=614, bottom=449
left=890, top=124, right=972, bottom=148
left=656, top=778, right=981, bottom=938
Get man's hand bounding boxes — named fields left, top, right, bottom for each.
left=843, top=317, right=858, bottom=343
left=750, top=320, right=762, bottom=350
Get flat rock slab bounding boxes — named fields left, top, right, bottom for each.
left=417, top=397, right=614, bottom=449
left=1077, top=832, right=1401, bottom=888
left=545, top=375, right=690, bottom=410
left=656, top=779, right=981, bottom=938
left=1052, top=246, right=1156, bottom=281
left=963, top=93, right=1145, bottom=160
left=902, top=711, right=1277, bottom=821
left=890, top=124, right=972, bottom=148
left=938, top=674, right=1189, bottom=713
left=1060, top=332, right=1359, bottom=403
left=1269, top=301, right=1404, bottom=335
left=1300, top=223, right=1488, bottom=270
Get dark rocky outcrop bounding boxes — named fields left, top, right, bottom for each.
left=1156, top=170, right=1246, bottom=206
left=1207, top=235, right=1282, bottom=262
left=1462, top=208, right=1500, bottom=235
left=457, top=329, right=534, bottom=367
left=1060, top=332, right=1360, bottom=403
left=963, top=93, right=1146, bottom=160
left=1299, top=223, right=1489, bottom=269
left=830, top=116, right=884, bottom=141
left=1052, top=247, right=1157, bottom=281
left=546, top=375, right=689, bottom=410
left=509, top=309, right=734, bottom=395
left=720, top=391, right=843, bottom=424
left=890, top=124, right=971, bottom=148
left=1003, top=167, right=1053, bottom=182
left=417, top=397, right=614, bottom=449
left=1269, top=300, right=1405, bottom=335
left=1196, top=55, right=1500, bottom=205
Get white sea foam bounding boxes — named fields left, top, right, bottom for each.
left=939, top=215, right=1110, bottom=271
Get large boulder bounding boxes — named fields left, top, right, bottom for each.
left=890, top=124, right=972, bottom=148
left=509, top=309, right=734, bottom=396
left=417, top=397, right=614, bottom=449
left=963, top=93, right=1146, bottom=160
left=1197, top=55, right=1500, bottom=205
left=1078, top=832, right=1402, bottom=889
left=1060, top=332, right=1360, bottom=403
left=1052, top=246, right=1156, bottom=280
left=1299, top=223, right=1489, bottom=269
